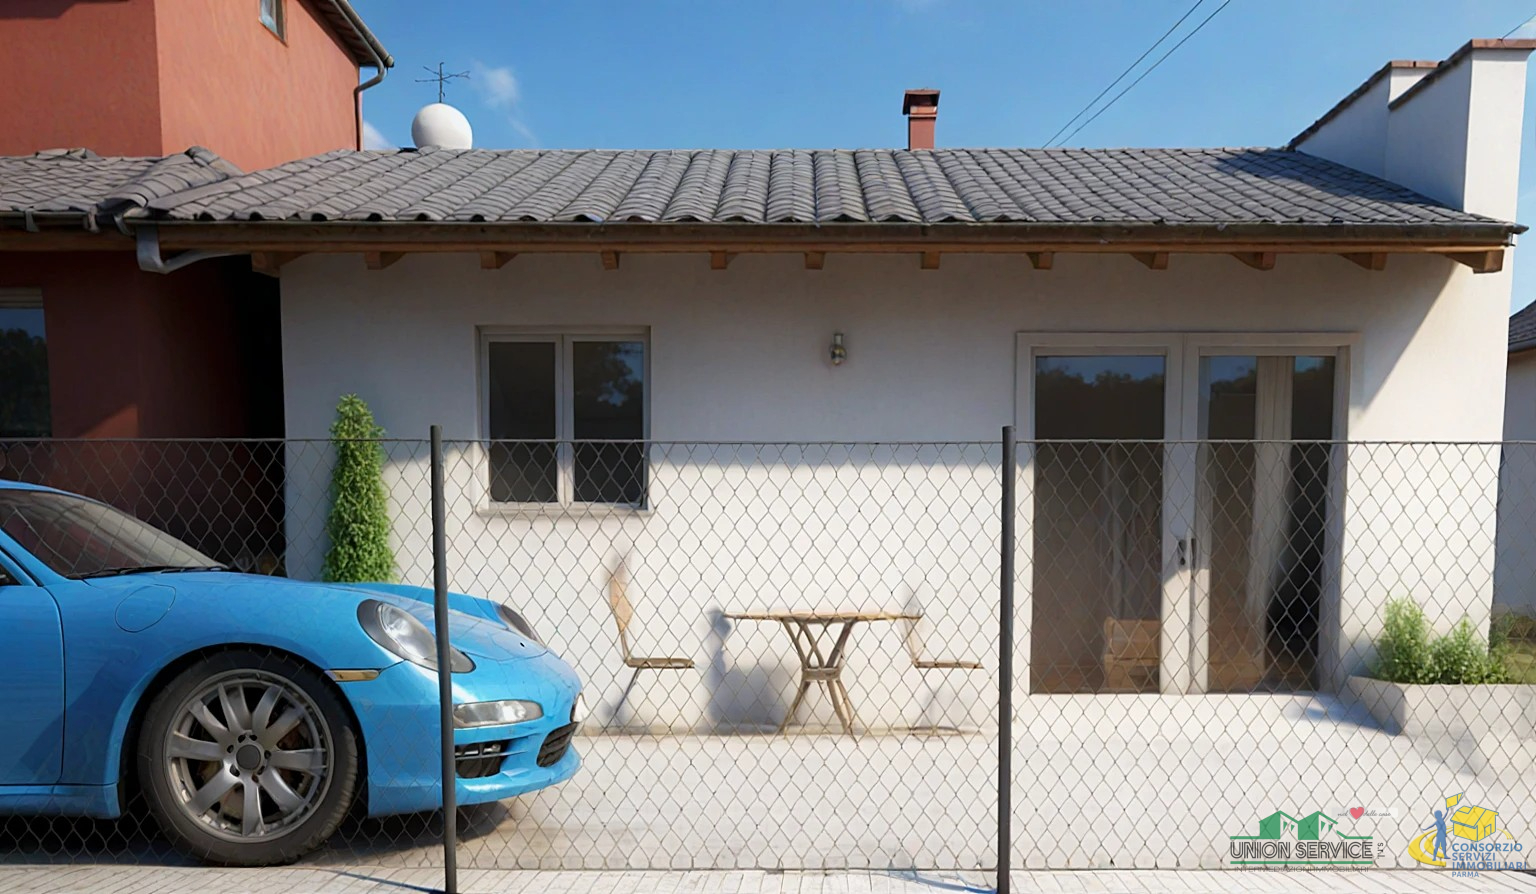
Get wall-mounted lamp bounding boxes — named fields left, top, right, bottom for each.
left=830, top=332, right=847, bottom=366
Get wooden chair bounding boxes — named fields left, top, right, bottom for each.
left=1102, top=618, right=1159, bottom=692
left=606, top=570, right=695, bottom=731
left=903, top=613, right=982, bottom=733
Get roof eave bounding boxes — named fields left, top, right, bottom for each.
left=317, top=0, right=393, bottom=69
left=143, top=218, right=1522, bottom=251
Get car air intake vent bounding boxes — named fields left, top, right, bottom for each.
left=537, top=723, right=576, bottom=768
left=455, top=740, right=510, bottom=779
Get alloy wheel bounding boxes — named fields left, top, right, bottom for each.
left=161, top=669, right=334, bottom=841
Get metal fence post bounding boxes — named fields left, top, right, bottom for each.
left=430, top=425, right=458, bottom=894
left=998, top=425, right=1015, bottom=894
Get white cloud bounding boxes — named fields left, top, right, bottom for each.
left=471, top=61, right=521, bottom=110
left=469, top=60, right=537, bottom=147
left=361, top=119, right=396, bottom=150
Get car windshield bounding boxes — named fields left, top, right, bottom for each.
left=0, top=489, right=219, bottom=579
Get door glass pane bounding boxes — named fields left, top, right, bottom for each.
left=0, top=306, right=50, bottom=438
left=1199, top=355, right=1334, bottom=692
left=487, top=341, right=557, bottom=503
left=1283, top=356, right=1335, bottom=688
left=1033, top=355, right=1164, bottom=694
left=572, top=341, right=645, bottom=504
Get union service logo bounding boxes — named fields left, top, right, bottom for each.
left=1409, top=792, right=1527, bottom=874
left=1228, top=809, right=1376, bottom=867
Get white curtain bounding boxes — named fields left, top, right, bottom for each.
left=1245, top=357, right=1294, bottom=678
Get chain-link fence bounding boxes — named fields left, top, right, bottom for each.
left=1, top=436, right=1533, bottom=883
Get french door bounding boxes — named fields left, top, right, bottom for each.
left=1016, top=333, right=1349, bottom=695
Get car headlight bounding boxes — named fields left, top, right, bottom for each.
left=495, top=603, right=543, bottom=645
left=454, top=699, right=542, bottom=728
left=358, top=600, right=475, bottom=673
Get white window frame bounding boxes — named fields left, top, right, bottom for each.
left=259, top=0, right=285, bottom=40
left=478, top=327, right=650, bottom=509
left=1012, top=330, right=1358, bottom=695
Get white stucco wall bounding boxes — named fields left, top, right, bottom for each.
left=1292, top=66, right=1434, bottom=177
left=280, top=251, right=1510, bottom=714
left=1295, top=46, right=1530, bottom=223
left=1498, top=349, right=1536, bottom=616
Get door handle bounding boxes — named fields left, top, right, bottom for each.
left=1177, top=536, right=1197, bottom=568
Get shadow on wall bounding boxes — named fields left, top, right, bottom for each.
left=0, top=1, right=123, bottom=20
left=701, top=608, right=796, bottom=733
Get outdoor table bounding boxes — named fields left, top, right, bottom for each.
left=724, top=610, right=921, bottom=736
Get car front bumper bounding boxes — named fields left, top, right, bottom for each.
left=338, top=649, right=582, bottom=816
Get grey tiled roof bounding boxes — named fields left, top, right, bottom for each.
left=0, top=148, right=239, bottom=231
left=1513, top=302, right=1536, bottom=352
left=141, top=146, right=1511, bottom=229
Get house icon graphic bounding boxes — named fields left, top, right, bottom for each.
left=1255, top=811, right=1298, bottom=840
left=1253, top=810, right=1337, bottom=841
left=1446, top=793, right=1498, bottom=842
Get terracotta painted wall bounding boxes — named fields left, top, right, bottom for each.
left=0, top=0, right=360, bottom=167
left=0, top=252, right=278, bottom=439
left=0, top=0, right=165, bottom=157
left=153, top=0, right=360, bottom=171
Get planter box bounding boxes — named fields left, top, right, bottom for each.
left=1345, top=676, right=1536, bottom=739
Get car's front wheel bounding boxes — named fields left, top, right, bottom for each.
left=138, top=650, right=360, bottom=865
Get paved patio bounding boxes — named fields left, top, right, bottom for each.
left=2, top=866, right=1534, bottom=893
left=295, top=691, right=1533, bottom=871
left=3, top=692, right=1531, bottom=878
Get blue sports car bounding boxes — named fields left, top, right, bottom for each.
left=0, top=480, right=584, bottom=865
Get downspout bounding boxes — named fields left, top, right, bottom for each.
left=138, top=4, right=390, bottom=272
left=331, top=0, right=394, bottom=150
left=135, top=223, right=237, bottom=274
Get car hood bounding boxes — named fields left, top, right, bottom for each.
left=83, top=572, right=549, bottom=662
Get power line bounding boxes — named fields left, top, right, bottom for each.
left=1503, top=12, right=1535, bottom=38
left=1043, top=0, right=1208, bottom=148
left=1053, top=0, right=1234, bottom=148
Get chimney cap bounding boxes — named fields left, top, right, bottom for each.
left=903, top=89, right=940, bottom=115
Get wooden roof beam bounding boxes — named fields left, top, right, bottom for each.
left=1027, top=251, right=1054, bottom=270
left=479, top=251, right=515, bottom=269
left=1446, top=249, right=1504, bottom=274
left=1131, top=251, right=1169, bottom=270
left=920, top=251, right=941, bottom=270
left=364, top=251, right=402, bottom=270
left=710, top=250, right=734, bottom=270
left=804, top=251, right=825, bottom=270
left=600, top=250, right=620, bottom=270
left=1342, top=252, right=1387, bottom=271
left=1232, top=251, right=1276, bottom=270
left=251, top=251, right=304, bottom=276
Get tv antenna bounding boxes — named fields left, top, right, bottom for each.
left=416, top=62, right=470, bottom=103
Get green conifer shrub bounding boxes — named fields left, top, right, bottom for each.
left=322, top=394, right=395, bottom=583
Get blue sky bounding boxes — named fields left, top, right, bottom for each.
left=353, top=0, right=1536, bottom=313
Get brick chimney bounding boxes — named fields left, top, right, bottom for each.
left=903, top=89, right=939, bottom=150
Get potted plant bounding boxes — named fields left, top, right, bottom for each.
left=1347, top=598, right=1534, bottom=739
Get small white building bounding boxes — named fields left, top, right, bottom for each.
left=132, top=39, right=1533, bottom=726
left=1499, top=301, right=1536, bottom=616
